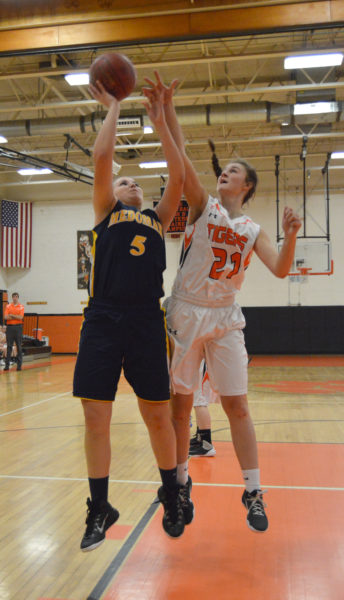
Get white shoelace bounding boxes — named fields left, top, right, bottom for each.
left=249, top=490, right=267, bottom=516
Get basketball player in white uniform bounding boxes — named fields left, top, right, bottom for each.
left=145, top=72, right=302, bottom=533
left=163, top=298, right=218, bottom=457
left=189, top=360, right=219, bottom=457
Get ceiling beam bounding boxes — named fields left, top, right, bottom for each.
left=0, top=81, right=343, bottom=114
left=0, top=2, right=343, bottom=54
left=2, top=46, right=344, bottom=82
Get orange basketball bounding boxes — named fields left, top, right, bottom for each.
left=89, top=52, right=137, bottom=101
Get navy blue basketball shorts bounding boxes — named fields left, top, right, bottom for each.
left=73, top=299, right=170, bottom=402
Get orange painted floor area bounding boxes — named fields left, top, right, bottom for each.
left=104, top=442, right=344, bottom=600
left=254, top=380, right=344, bottom=393
left=250, top=355, right=344, bottom=367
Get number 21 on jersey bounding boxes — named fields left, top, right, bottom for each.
left=209, top=247, right=241, bottom=280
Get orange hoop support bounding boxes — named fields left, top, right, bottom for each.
left=288, top=260, right=334, bottom=277
left=298, top=267, right=312, bottom=277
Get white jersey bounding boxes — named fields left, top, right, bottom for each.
left=171, top=196, right=260, bottom=307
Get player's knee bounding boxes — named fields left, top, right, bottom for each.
left=171, top=404, right=191, bottom=423
left=222, top=395, right=249, bottom=420
left=231, top=404, right=249, bottom=419
left=85, top=417, right=110, bottom=435
left=82, top=402, right=111, bottom=434
left=145, top=409, right=169, bottom=433
left=171, top=392, right=193, bottom=420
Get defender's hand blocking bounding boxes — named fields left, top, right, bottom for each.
left=282, top=207, right=302, bottom=238
left=142, top=81, right=166, bottom=128
left=144, top=71, right=178, bottom=106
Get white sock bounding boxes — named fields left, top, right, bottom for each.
left=242, top=468, right=260, bottom=493
left=177, top=461, right=188, bottom=486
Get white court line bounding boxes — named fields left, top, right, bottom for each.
left=0, top=390, right=71, bottom=418
left=0, top=474, right=343, bottom=491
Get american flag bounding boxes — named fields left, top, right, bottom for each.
left=1, top=199, right=32, bottom=268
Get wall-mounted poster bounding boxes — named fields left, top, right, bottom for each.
left=77, top=230, right=93, bottom=289
left=166, top=199, right=188, bottom=234
left=154, top=192, right=189, bottom=235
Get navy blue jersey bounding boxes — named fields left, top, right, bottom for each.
left=89, top=201, right=165, bottom=304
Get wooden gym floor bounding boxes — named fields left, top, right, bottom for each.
left=0, top=355, right=343, bottom=600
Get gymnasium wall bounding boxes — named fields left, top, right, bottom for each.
left=2, top=187, right=343, bottom=353
left=4, top=198, right=92, bottom=313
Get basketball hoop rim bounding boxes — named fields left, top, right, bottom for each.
left=288, top=259, right=334, bottom=277
left=298, top=267, right=312, bottom=276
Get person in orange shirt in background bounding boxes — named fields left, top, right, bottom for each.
left=4, top=292, right=24, bottom=371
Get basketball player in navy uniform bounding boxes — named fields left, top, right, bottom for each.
left=73, top=78, right=187, bottom=551
left=145, top=72, right=301, bottom=534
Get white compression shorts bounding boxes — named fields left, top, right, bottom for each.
left=167, top=297, right=248, bottom=397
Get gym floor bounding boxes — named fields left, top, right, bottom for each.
left=0, top=354, right=343, bottom=600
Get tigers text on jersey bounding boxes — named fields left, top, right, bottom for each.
left=172, top=196, right=260, bottom=307
left=89, top=200, right=166, bottom=304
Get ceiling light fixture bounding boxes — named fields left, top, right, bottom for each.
left=18, top=168, right=53, bottom=175
left=293, top=101, right=338, bottom=115
left=139, top=161, right=167, bottom=169
left=331, top=151, right=344, bottom=159
left=0, top=135, right=8, bottom=143
left=64, top=73, right=89, bottom=86
left=143, top=126, right=153, bottom=134
left=284, top=53, right=343, bottom=69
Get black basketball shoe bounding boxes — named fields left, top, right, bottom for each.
left=189, top=430, right=200, bottom=447
left=242, top=489, right=268, bottom=532
left=80, top=497, right=119, bottom=552
left=179, top=476, right=194, bottom=525
left=189, top=439, right=216, bottom=457
left=157, top=485, right=185, bottom=538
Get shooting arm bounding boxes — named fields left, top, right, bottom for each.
left=90, top=83, right=120, bottom=226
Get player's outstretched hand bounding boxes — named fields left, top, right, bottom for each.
left=142, top=81, right=165, bottom=129
left=89, top=81, right=119, bottom=109
left=282, top=207, right=302, bottom=237
left=144, top=71, right=178, bottom=106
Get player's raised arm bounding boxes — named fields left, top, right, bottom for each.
left=142, top=79, right=185, bottom=233
left=89, top=81, right=120, bottom=226
left=145, top=72, right=208, bottom=224
left=254, top=206, right=302, bottom=277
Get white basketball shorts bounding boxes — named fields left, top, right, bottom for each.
left=193, top=361, right=220, bottom=407
left=167, top=297, right=248, bottom=397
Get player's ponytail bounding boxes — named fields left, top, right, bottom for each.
left=208, top=142, right=258, bottom=204
left=208, top=139, right=222, bottom=179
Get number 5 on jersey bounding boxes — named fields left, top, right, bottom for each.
left=130, top=235, right=147, bottom=256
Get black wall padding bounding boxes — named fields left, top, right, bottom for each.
left=241, top=306, right=344, bottom=354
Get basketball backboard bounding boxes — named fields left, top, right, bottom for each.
left=277, top=239, right=333, bottom=276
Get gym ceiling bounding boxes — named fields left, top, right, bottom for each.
left=0, top=0, right=343, bottom=203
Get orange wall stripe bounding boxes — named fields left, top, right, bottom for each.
left=38, top=315, right=83, bottom=353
